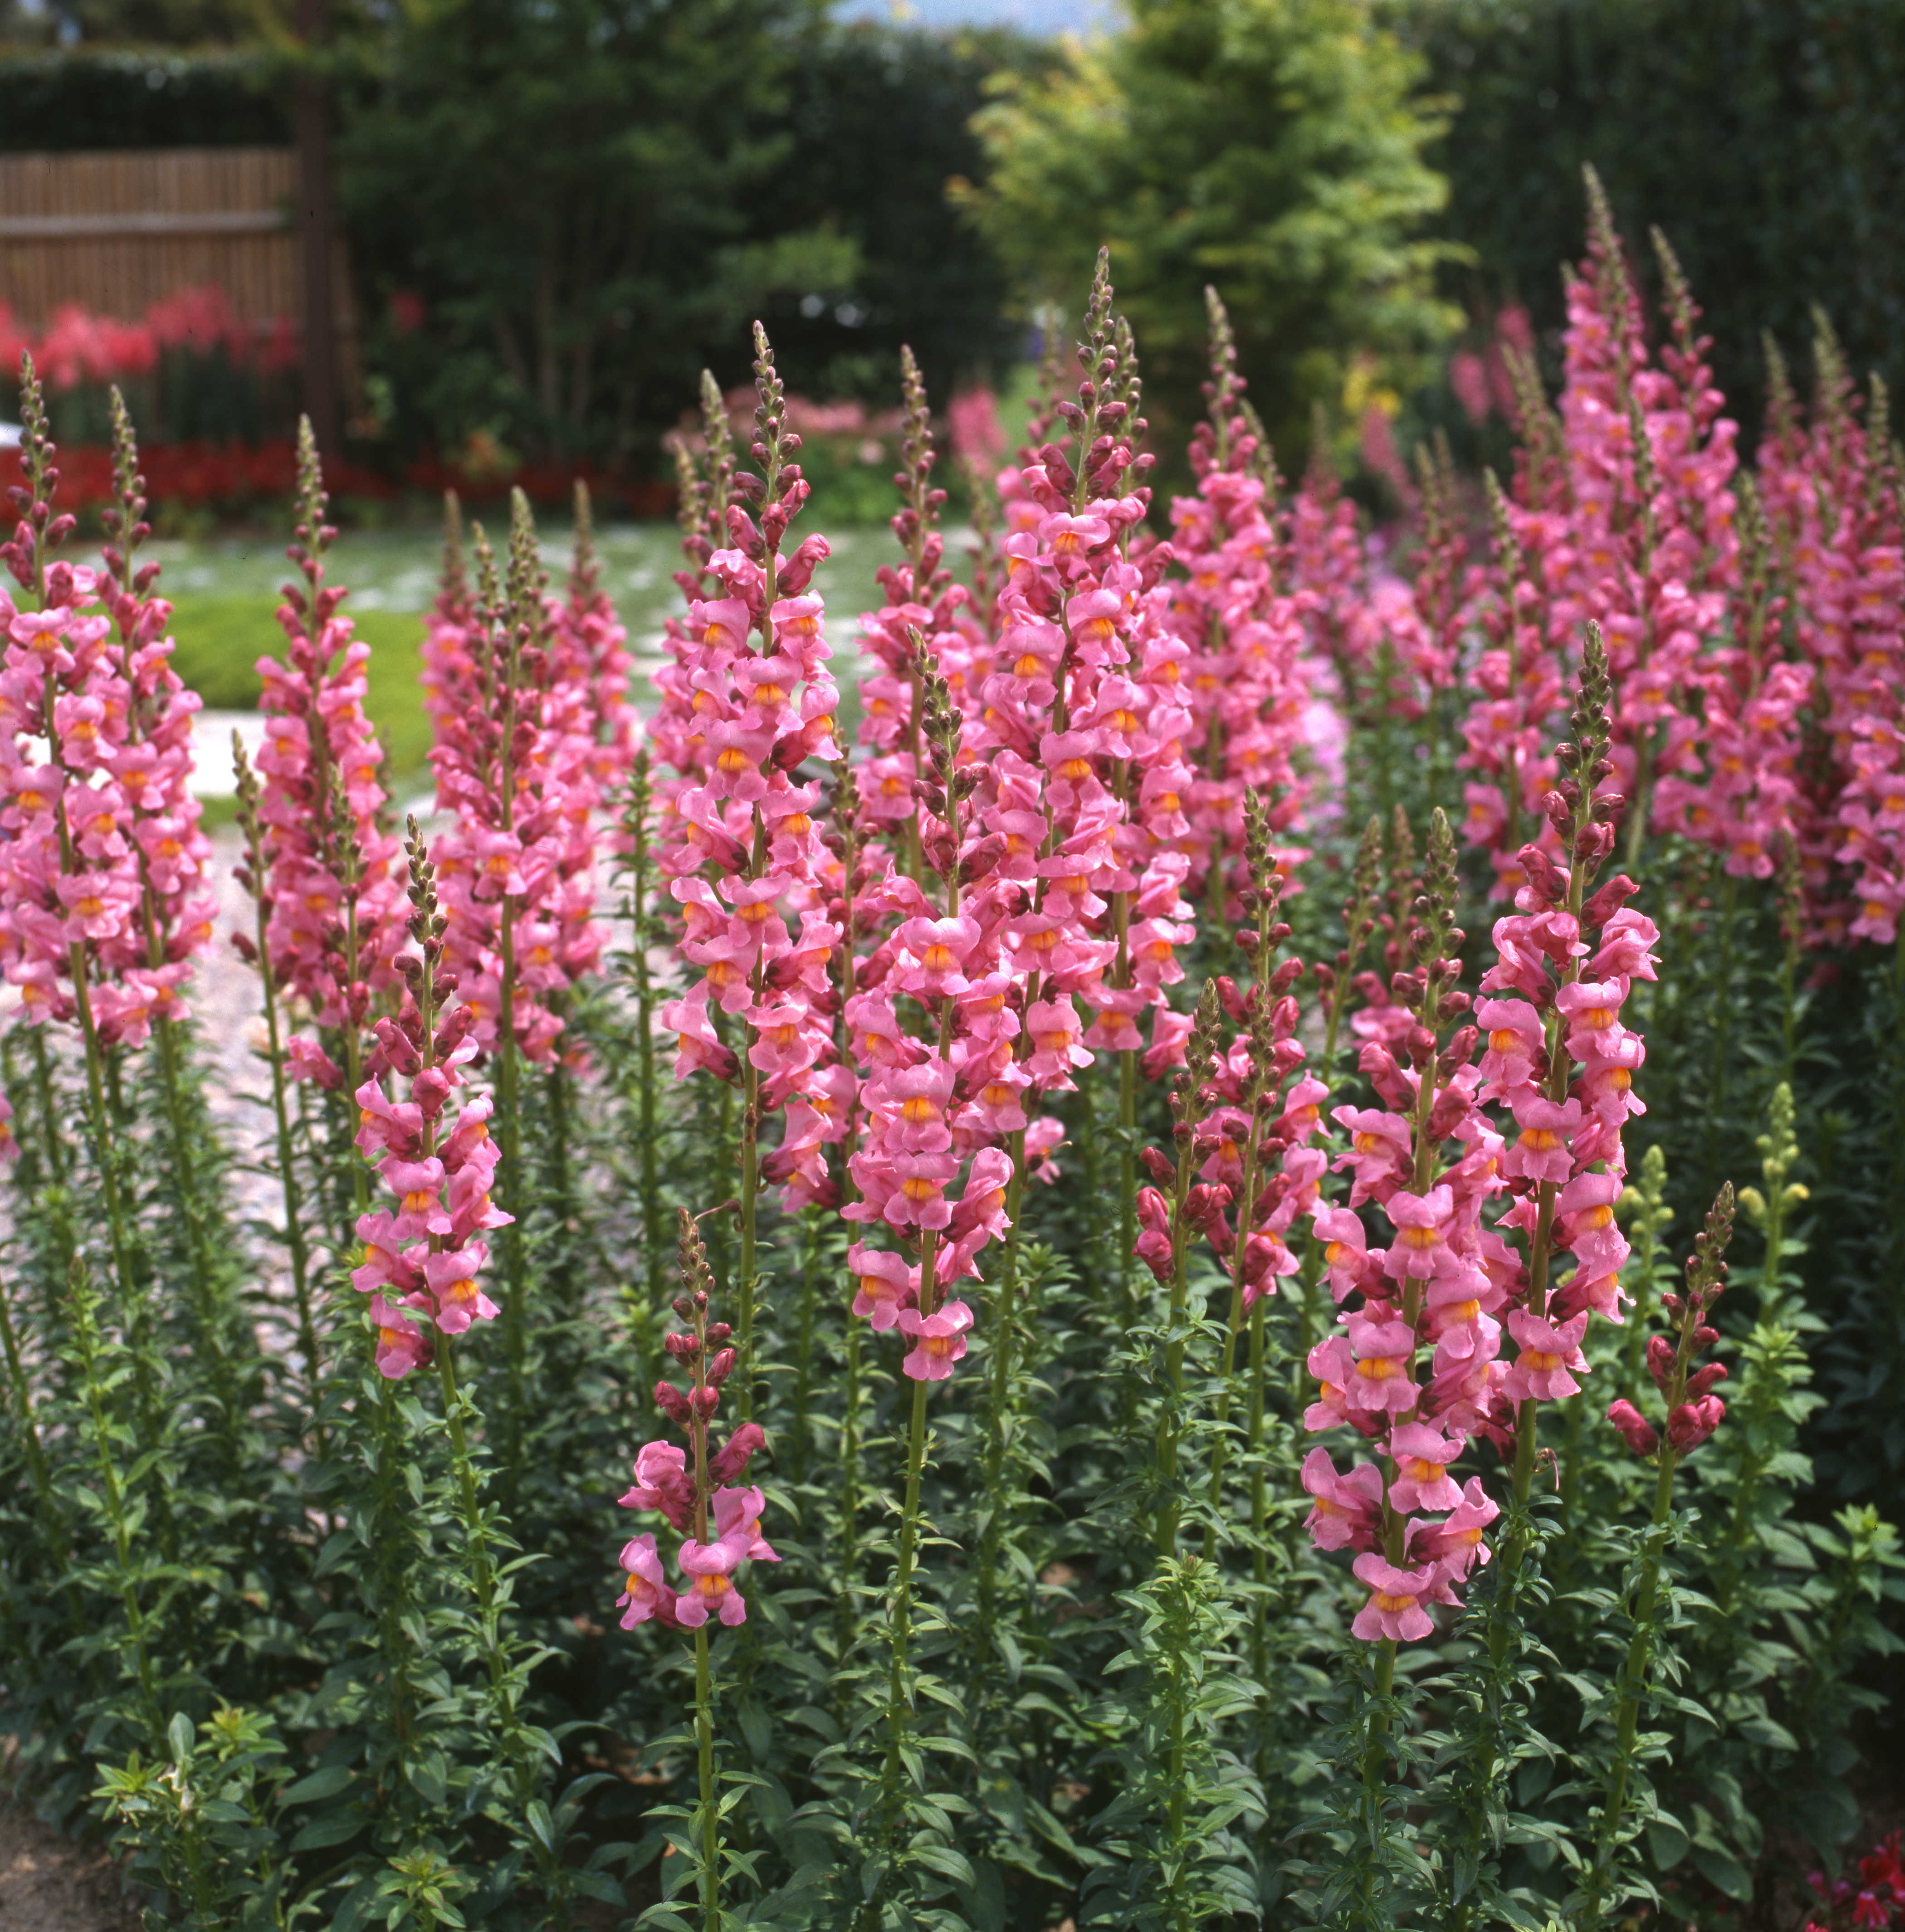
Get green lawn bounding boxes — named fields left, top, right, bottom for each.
left=155, top=521, right=897, bottom=794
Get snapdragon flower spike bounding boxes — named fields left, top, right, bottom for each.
left=1184, top=796, right=1316, bottom=1318
left=615, top=1206, right=777, bottom=1629
left=256, top=419, right=405, bottom=1046
left=940, top=257, right=1195, bottom=1175
left=1163, top=290, right=1314, bottom=924
left=427, top=495, right=603, bottom=1065
left=1478, top=631, right=1654, bottom=1367
left=552, top=482, right=638, bottom=800
left=92, top=390, right=217, bottom=1026
left=0, top=359, right=205, bottom=1049
left=1133, top=976, right=1226, bottom=1290
left=1786, top=349, right=1905, bottom=948
left=1463, top=181, right=1740, bottom=891
left=1548, top=187, right=1737, bottom=862
left=1607, top=1183, right=1734, bottom=1461
left=350, top=820, right=511, bottom=1377
left=1289, top=408, right=1451, bottom=737
left=855, top=345, right=983, bottom=858
left=1300, top=807, right=1510, bottom=1640
left=842, top=645, right=1011, bottom=1375
left=649, top=329, right=846, bottom=1218
left=1456, top=471, right=1571, bottom=894
left=1747, top=328, right=1871, bottom=942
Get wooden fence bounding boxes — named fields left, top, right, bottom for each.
left=0, top=146, right=350, bottom=337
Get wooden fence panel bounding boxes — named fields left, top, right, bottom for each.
left=0, top=147, right=345, bottom=333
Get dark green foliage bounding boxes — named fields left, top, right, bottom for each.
left=743, top=24, right=1033, bottom=411
left=0, top=51, right=286, bottom=144
left=336, top=10, right=1035, bottom=467
left=1398, top=0, right=1905, bottom=444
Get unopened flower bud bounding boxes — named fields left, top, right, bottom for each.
left=1606, top=1397, right=1659, bottom=1457
left=413, top=1067, right=451, bottom=1120
left=1666, top=1395, right=1725, bottom=1451
left=706, top=1347, right=736, bottom=1385
left=689, top=1386, right=720, bottom=1419
left=654, top=1381, right=692, bottom=1424
left=1437, top=1026, right=1479, bottom=1078
left=1646, top=1334, right=1676, bottom=1389
left=1685, top=1361, right=1728, bottom=1400
left=1267, top=958, right=1305, bottom=996
left=710, top=1422, right=766, bottom=1483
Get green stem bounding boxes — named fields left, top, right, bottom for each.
left=1702, top=873, right=1740, bottom=1197
left=29, top=1024, right=65, bottom=1189
left=791, top=1207, right=821, bottom=1484
left=630, top=799, right=665, bottom=1310
left=1205, top=1113, right=1265, bottom=1560
left=738, top=1061, right=759, bottom=1424
left=151, top=1013, right=238, bottom=1429
left=1583, top=1451, right=1679, bottom=1922
left=70, top=1271, right=161, bottom=1731
left=435, top=1335, right=511, bottom=1720
left=835, top=1312, right=863, bottom=1676
left=1167, top=1617, right=1191, bottom=1932
left=0, top=1265, right=62, bottom=1557
left=1359, top=1639, right=1398, bottom=1929
left=1155, top=1242, right=1192, bottom=1553
left=257, top=945, right=322, bottom=1435
left=67, top=943, right=161, bottom=1483
left=498, top=892, right=528, bottom=1450
left=978, top=1129, right=1027, bottom=1634
left=1247, top=1297, right=1269, bottom=1685
left=1118, top=1044, right=1137, bottom=1380
left=876, top=1372, right=933, bottom=1886
left=695, top=1625, right=720, bottom=1932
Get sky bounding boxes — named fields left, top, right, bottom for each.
left=835, top=0, right=1112, bottom=32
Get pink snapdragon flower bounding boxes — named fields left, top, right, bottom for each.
left=613, top=1216, right=778, bottom=1637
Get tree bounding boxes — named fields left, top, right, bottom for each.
left=1395, top=0, right=1905, bottom=443
left=755, top=23, right=1037, bottom=410
left=336, top=0, right=841, bottom=463
left=962, top=0, right=1458, bottom=465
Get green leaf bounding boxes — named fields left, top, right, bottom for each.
left=280, top=1766, right=355, bottom=1806
left=1688, top=1842, right=1753, bottom=1900
left=526, top=1799, right=557, bottom=1854
left=1645, top=1812, right=1689, bottom=1872
left=289, top=1811, right=365, bottom=1852
left=910, top=1844, right=975, bottom=1886
left=1734, top=1715, right=1799, bottom=1751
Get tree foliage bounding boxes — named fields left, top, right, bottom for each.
left=962, top=0, right=1459, bottom=463
left=1397, top=0, right=1905, bottom=440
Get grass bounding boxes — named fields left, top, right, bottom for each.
left=171, top=596, right=435, bottom=784
left=152, top=517, right=909, bottom=813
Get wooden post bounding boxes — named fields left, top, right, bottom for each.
left=293, top=0, right=339, bottom=459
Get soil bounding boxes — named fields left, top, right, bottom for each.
left=0, top=1802, right=138, bottom=1932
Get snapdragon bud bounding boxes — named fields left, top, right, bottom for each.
left=1646, top=1334, right=1676, bottom=1389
